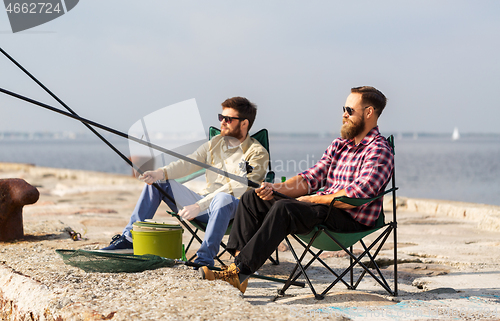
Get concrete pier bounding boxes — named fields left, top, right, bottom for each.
left=1, top=162, right=499, bottom=320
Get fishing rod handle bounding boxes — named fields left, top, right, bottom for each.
left=249, top=180, right=291, bottom=200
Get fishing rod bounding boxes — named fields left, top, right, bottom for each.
left=0, top=47, right=170, bottom=179
left=0, top=87, right=254, bottom=186
left=0, top=47, right=173, bottom=191
left=0, top=87, right=291, bottom=200
left=0, top=47, right=131, bottom=176
left=0, top=47, right=204, bottom=240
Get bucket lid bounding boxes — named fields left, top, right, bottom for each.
left=133, top=221, right=182, bottom=232
left=144, top=218, right=179, bottom=225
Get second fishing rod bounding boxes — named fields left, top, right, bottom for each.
left=0, top=87, right=292, bottom=200
left=0, top=46, right=203, bottom=242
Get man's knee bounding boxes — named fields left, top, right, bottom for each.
left=268, top=199, right=301, bottom=220
left=213, top=192, right=234, bottom=202
left=210, top=193, right=235, bottom=210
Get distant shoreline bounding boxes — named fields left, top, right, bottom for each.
left=1, top=131, right=500, bottom=142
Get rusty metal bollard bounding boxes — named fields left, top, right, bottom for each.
left=0, top=178, right=39, bottom=241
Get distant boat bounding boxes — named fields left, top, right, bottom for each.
left=452, top=127, right=460, bottom=140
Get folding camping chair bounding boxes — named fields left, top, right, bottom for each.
left=168, top=126, right=279, bottom=266
left=278, top=135, right=398, bottom=300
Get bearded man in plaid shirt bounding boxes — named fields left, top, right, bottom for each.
left=200, top=86, right=394, bottom=293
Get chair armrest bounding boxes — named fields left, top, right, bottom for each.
left=264, top=171, right=275, bottom=183
left=174, top=169, right=206, bottom=184
left=333, top=187, right=398, bottom=207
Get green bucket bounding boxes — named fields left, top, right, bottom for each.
left=131, top=223, right=183, bottom=259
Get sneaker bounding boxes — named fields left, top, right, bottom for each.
left=199, top=263, right=249, bottom=293
left=98, top=234, right=134, bottom=253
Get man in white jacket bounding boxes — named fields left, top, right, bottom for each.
left=100, top=97, right=269, bottom=268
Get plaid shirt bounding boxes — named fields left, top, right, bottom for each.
left=299, top=127, right=394, bottom=226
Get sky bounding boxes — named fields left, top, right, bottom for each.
left=1, top=1, right=500, bottom=135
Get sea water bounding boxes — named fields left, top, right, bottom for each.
left=1, top=134, right=499, bottom=206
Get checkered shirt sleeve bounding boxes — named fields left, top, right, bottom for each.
left=299, top=127, right=394, bottom=226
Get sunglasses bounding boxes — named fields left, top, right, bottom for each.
left=218, top=114, right=246, bottom=124
left=343, top=106, right=371, bottom=116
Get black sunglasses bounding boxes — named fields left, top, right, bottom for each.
left=343, top=106, right=371, bottom=116
left=218, top=114, right=246, bottom=124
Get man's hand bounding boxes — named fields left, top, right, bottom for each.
left=178, top=203, right=201, bottom=221
left=298, top=191, right=356, bottom=208
left=139, top=169, right=164, bottom=185
left=296, top=195, right=315, bottom=203
left=255, top=182, right=275, bottom=200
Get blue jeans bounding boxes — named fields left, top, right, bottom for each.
left=123, top=180, right=238, bottom=266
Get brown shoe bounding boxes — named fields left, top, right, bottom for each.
left=199, top=263, right=249, bottom=293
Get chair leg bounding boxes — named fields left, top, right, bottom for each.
left=352, top=227, right=392, bottom=291
left=170, top=215, right=207, bottom=261
left=290, top=234, right=350, bottom=288
left=278, top=237, right=303, bottom=295
left=279, top=234, right=323, bottom=299
left=350, top=245, right=354, bottom=289
left=267, top=250, right=279, bottom=265
left=393, top=221, right=398, bottom=296
left=173, top=215, right=232, bottom=266
left=280, top=232, right=354, bottom=300
left=184, top=230, right=198, bottom=254
left=214, top=240, right=231, bottom=265
left=321, top=227, right=395, bottom=296
left=183, top=227, right=229, bottom=266
left=180, top=220, right=205, bottom=247
left=215, top=248, right=227, bottom=260
left=282, top=226, right=396, bottom=299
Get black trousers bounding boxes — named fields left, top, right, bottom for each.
left=226, top=190, right=372, bottom=273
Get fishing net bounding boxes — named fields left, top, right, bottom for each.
left=56, top=249, right=176, bottom=273
left=55, top=250, right=306, bottom=287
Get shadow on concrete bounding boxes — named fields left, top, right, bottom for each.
left=20, top=232, right=69, bottom=242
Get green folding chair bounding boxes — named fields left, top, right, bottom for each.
left=168, top=126, right=278, bottom=265
left=278, top=135, right=398, bottom=299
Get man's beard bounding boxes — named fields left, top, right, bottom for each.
left=221, top=123, right=244, bottom=141
left=340, top=116, right=365, bottom=140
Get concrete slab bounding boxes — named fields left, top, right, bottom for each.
left=1, top=162, right=500, bottom=320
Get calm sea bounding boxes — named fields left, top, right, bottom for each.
left=1, top=134, right=499, bottom=206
